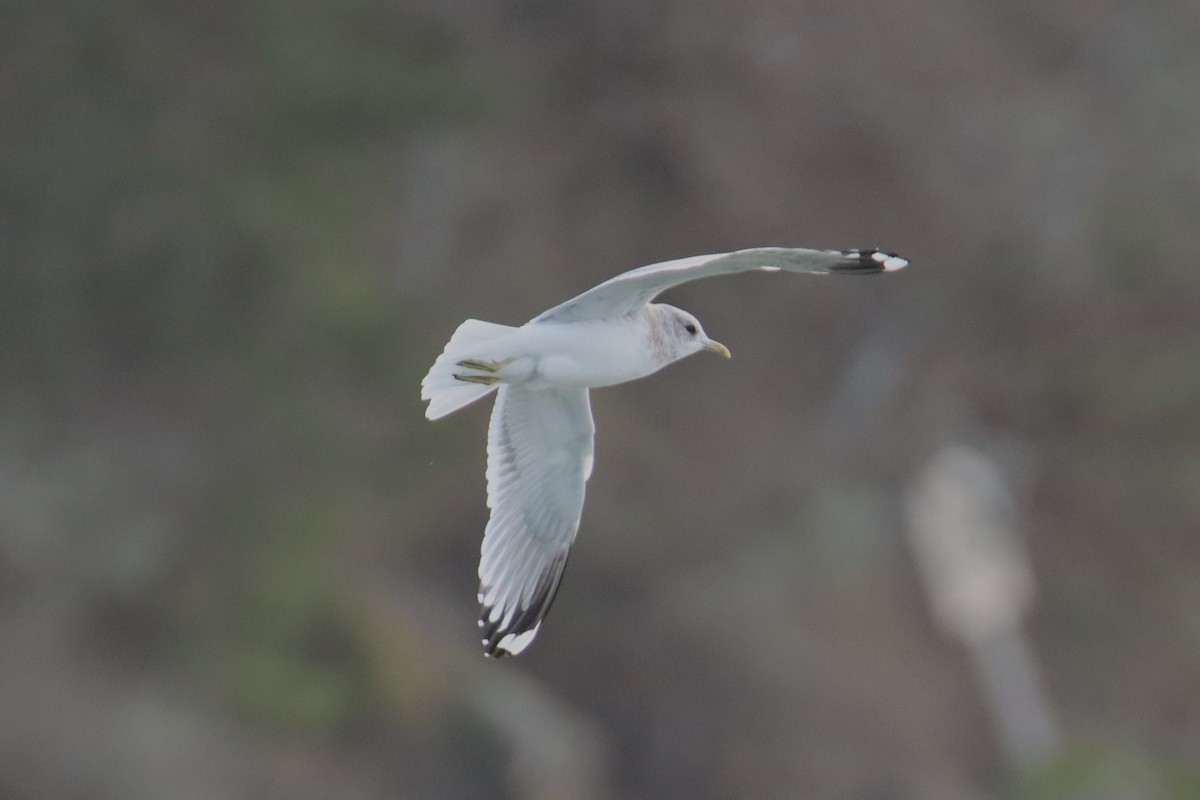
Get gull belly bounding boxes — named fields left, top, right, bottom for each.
left=513, top=316, right=662, bottom=389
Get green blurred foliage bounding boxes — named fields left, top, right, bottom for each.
left=1, top=0, right=480, bottom=739
left=1008, top=743, right=1200, bottom=800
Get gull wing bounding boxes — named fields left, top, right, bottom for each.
left=478, top=384, right=595, bottom=656
left=532, top=247, right=907, bottom=324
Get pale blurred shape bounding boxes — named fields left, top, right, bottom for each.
left=906, top=445, right=1062, bottom=768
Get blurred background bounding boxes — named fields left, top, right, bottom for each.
left=3, top=0, right=1200, bottom=798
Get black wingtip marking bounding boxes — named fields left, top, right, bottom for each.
left=479, top=551, right=571, bottom=657
left=828, top=248, right=909, bottom=274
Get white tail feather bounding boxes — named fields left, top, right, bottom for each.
left=421, top=319, right=517, bottom=420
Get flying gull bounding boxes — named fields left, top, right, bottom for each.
left=421, top=247, right=908, bottom=656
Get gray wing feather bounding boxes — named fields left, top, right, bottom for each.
left=532, top=247, right=906, bottom=323
left=478, top=384, right=595, bottom=656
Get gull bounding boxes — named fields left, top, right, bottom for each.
left=421, top=247, right=908, bottom=656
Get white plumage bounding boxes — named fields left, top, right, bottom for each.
left=421, top=246, right=908, bottom=656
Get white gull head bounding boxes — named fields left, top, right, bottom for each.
left=646, top=303, right=731, bottom=366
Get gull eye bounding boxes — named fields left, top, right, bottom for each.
left=684, top=323, right=697, bottom=335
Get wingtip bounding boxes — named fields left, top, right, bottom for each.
left=829, top=248, right=909, bottom=274
left=874, top=250, right=909, bottom=271
left=479, top=553, right=569, bottom=658
left=481, top=614, right=544, bottom=657
left=482, top=626, right=540, bottom=658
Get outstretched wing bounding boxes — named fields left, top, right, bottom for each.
left=478, top=384, right=595, bottom=656
left=533, top=247, right=907, bottom=323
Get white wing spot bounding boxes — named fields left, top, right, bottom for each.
left=496, top=626, right=540, bottom=656
left=871, top=251, right=908, bottom=271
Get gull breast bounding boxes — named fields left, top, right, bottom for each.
left=519, top=313, right=659, bottom=389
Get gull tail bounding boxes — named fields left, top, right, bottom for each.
left=421, top=319, right=517, bottom=420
